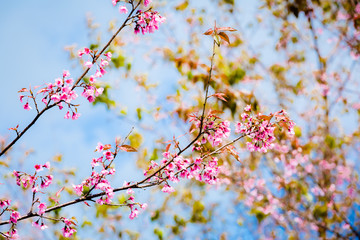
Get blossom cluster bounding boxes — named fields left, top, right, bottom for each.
left=142, top=113, right=233, bottom=189
left=0, top=199, right=20, bottom=239
left=123, top=182, right=148, bottom=219
left=112, top=0, right=152, bottom=15
left=0, top=163, right=53, bottom=238
left=72, top=142, right=116, bottom=205
left=61, top=217, right=77, bottom=238
left=189, top=113, right=231, bottom=150
left=72, top=142, right=146, bottom=220
left=145, top=153, right=222, bottom=193
left=13, top=162, right=52, bottom=193
left=111, top=1, right=165, bottom=35
left=134, top=10, right=166, bottom=35
left=235, top=106, right=295, bottom=153
left=18, top=49, right=112, bottom=120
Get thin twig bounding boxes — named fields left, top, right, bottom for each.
left=0, top=1, right=141, bottom=158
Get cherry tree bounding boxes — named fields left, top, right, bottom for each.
left=1, top=0, right=359, bottom=239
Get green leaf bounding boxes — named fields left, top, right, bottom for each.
left=129, top=132, right=143, bottom=149
left=136, top=108, right=142, bottom=121
left=112, top=54, right=126, bottom=68
left=154, top=228, right=163, bottom=240
left=175, top=0, right=189, bottom=11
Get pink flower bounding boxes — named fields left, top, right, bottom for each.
left=244, top=105, right=251, bottom=111
left=65, top=78, right=74, bottom=85
left=78, top=50, right=85, bottom=58
left=95, top=69, right=103, bottom=78
left=63, top=70, right=70, bottom=78
left=71, top=112, right=80, bottom=120
left=32, top=186, right=39, bottom=193
left=0, top=199, right=11, bottom=208
left=104, top=52, right=112, bottom=61
left=194, top=158, right=202, bottom=165
left=96, top=142, right=104, bottom=152
left=10, top=211, right=20, bottom=223
left=100, top=67, right=106, bottom=76
left=127, top=188, right=134, bottom=195
left=38, top=202, right=47, bottom=215
left=129, top=208, right=139, bottom=219
left=55, top=78, right=63, bottom=86
left=72, top=184, right=83, bottom=196
left=89, top=75, right=96, bottom=83
left=161, top=185, right=175, bottom=193
left=23, top=102, right=32, bottom=111
left=95, top=87, right=104, bottom=96
left=112, top=0, right=118, bottom=6
left=32, top=221, right=48, bottom=230
left=356, top=3, right=360, bottom=14
left=104, top=151, right=114, bottom=160
left=343, top=223, right=350, bottom=230
left=144, top=0, right=151, bottom=7
left=50, top=94, right=60, bottom=103
left=34, top=164, right=43, bottom=172
left=140, top=203, right=148, bottom=210
left=87, top=95, right=95, bottom=103
left=119, top=5, right=128, bottom=14
left=64, top=111, right=70, bottom=119
left=62, top=227, right=76, bottom=238
left=91, top=157, right=101, bottom=167
left=8, top=229, right=19, bottom=239
left=19, top=95, right=24, bottom=103
left=100, top=59, right=109, bottom=67
left=84, top=61, right=93, bottom=68
left=134, top=25, right=141, bottom=34
left=41, top=175, right=53, bottom=188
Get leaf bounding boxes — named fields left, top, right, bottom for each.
left=217, top=27, right=237, bottom=32
left=165, top=143, right=171, bottom=152
left=120, top=145, right=137, bottom=152
left=55, top=187, right=65, bottom=197
left=211, top=92, right=227, bottom=101
left=218, top=32, right=230, bottom=44
left=203, top=28, right=214, bottom=35
left=208, top=109, right=223, bottom=116
left=18, top=88, right=28, bottom=93
left=258, top=114, right=273, bottom=122
left=175, top=0, right=189, bottom=11
left=103, top=144, right=112, bottom=150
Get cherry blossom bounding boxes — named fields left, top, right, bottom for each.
left=119, top=6, right=128, bottom=14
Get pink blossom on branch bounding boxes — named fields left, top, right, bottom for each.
left=144, top=0, right=151, bottom=7
left=134, top=10, right=165, bottom=35
left=10, top=211, right=20, bottom=224
left=38, top=202, right=47, bottom=215
left=23, top=102, right=31, bottom=111
left=119, top=5, right=128, bottom=14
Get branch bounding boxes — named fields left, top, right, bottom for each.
left=0, top=131, right=247, bottom=227
left=0, top=2, right=141, bottom=158
left=0, top=38, right=220, bottom=227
